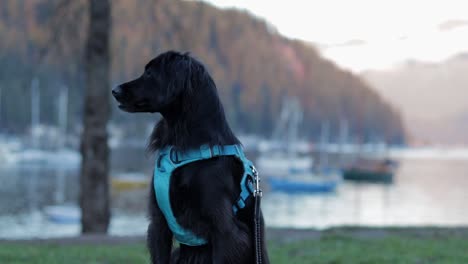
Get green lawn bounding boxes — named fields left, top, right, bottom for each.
left=1, top=234, right=467, bottom=264
left=269, top=235, right=468, bottom=264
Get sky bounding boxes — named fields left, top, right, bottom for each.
left=203, top=0, right=468, bottom=72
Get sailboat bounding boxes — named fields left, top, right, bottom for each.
left=38, top=84, right=81, bottom=224
left=342, top=159, right=395, bottom=183
left=15, top=81, right=81, bottom=168
left=342, top=142, right=397, bottom=184
left=314, top=121, right=344, bottom=180
left=257, top=98, right=338, bottom=193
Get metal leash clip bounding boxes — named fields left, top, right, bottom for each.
left=251, top=165, right=262, bottom=197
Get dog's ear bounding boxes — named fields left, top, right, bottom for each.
left=167, top=55, right=193, bottom=98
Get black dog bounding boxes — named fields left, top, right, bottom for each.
left=112, top=51, right=269, bottom=264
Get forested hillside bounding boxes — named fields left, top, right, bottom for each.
left=0, top=0, right=405, bottom=143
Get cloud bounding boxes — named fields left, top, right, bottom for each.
left=321, top=39, right=367, bottom=49
left=439, top=19, right=468, bottom=31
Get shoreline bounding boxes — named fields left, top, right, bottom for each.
left=2, top=226, right=468, bottom=245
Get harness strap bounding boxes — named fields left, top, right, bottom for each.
left=155, top=144, right=257, bottom=246
left=171, top=144, right=242, bottom=163
left=171, top=144, right=255, bottom=214
left=233, top=161, right=255, bottom=214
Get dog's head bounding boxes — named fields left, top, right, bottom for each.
left=112, top=51, right=195, bottom=113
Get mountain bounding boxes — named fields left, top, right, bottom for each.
left=362, top=53, right=468, bottom=145
left=0, top=0, right=405, bottom=143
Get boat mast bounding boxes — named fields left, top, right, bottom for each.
left=319, top=121, right=330, bottom=171
left=338, top=119, right=349, bottom=167
left=288, top=98, right=300, bottom=158
left=31, top=78, right=40, bottom=148
left=58, top=84, right=69, bottom=147
left=55, top=84, right=69, bottom=204
left=0, top=85, right=2, bottom=130
left=272, top=97, right=291, bottom=144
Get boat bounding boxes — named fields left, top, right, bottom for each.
left=0, top=136, right=22, bottom=165
left=267, top=175, right=338, bottom=193
left=256, top=152, right=313, bottom=176
left=6, top=82, right=81, bottom=169
left=44, top=205, right=81, bottom=224
left=111, top=172, right=149, bottom=191
left=342, top=158, right=396, bottom=183
left=15, top=148, right=81, bottom=168
left=258, top=98, right=339, bottom=194
left=259, top=151, right=339, bottom=193
left=0, top=144, right=17, bottom=165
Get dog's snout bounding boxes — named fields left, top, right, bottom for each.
left=112, top=86, right=124, bottom=101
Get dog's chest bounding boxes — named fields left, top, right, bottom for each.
left=153, top=156, right=208, bottom=246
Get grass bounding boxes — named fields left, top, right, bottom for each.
left=0, top=244, right=147, bottom=264
left=269, top=235, right=468, bottom=264
left=1, top=233, right=467, bottom=263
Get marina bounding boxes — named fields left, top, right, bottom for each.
left=2, top=144, right=468, bottom=238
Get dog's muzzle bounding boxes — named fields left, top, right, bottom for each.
left=112, top=86, right=124, bottom=102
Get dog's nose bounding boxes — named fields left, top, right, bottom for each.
left=112, top=86, right=123, bottom=101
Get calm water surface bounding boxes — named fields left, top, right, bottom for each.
left=1, top=148, right=468, bottom=238
left=265, top=159, right=468, bottom=228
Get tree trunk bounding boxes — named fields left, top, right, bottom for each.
left=80, top=0, right=111, bottom=234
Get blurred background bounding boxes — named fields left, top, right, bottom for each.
left=1, top=0, right=468, bottom=239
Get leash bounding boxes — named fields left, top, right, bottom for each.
left=252, top=166, right=263, bottom=264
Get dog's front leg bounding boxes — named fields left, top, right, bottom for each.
left=259, top=210, right=270, bottom=264
left=206, top=199, right=253, bottom=264
left=148, top=177, right=173, bottom=264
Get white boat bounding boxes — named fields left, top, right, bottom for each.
left=257, top=153, right=313, bottom=176
left=257, top=98, right=342, bottom=193
left=0, top=147, right=15, bottom=164
left=44, top=205, right=81, bottom=224
left=0, top=137, right=22, bottom=165
left=7, top=82, right=81, bottom=169
left=15, top=148, right=81, bottom=168
left=257, top=98, right=313, bottom=174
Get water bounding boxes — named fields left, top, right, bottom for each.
left=1, top=148, right=468, bottom=238
left=265, top=159, right=468, bottom=228
left=0, top=146, right=151, bottom=238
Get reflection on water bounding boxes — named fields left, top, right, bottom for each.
left=264, top=159, right=468, bottom=228
left=0, top=166, right=79, bottom=215
left=1, top=148, right=468, bottom=238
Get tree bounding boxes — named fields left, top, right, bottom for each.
left=0, top=0, right=406, bottom=144
left=80, top=0, right=111, bottom=233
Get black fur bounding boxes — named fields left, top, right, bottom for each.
left=113, top=51, right=269, bottom=264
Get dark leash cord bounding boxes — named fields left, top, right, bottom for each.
left=252, top=166, right=263, bottom=264
left=254, top=193, right=263, bottom=264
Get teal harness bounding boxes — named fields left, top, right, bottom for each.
left=154, top=144, right=256, bottom=246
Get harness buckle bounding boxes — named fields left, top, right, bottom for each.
left=170, top=148, right=181, bottom=164
left=211, top=145, right=221, bottom=157
left=250, top=165, right=262, bottom=197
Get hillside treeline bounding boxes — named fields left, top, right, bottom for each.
left=0, top=0, right=405, bottom=143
